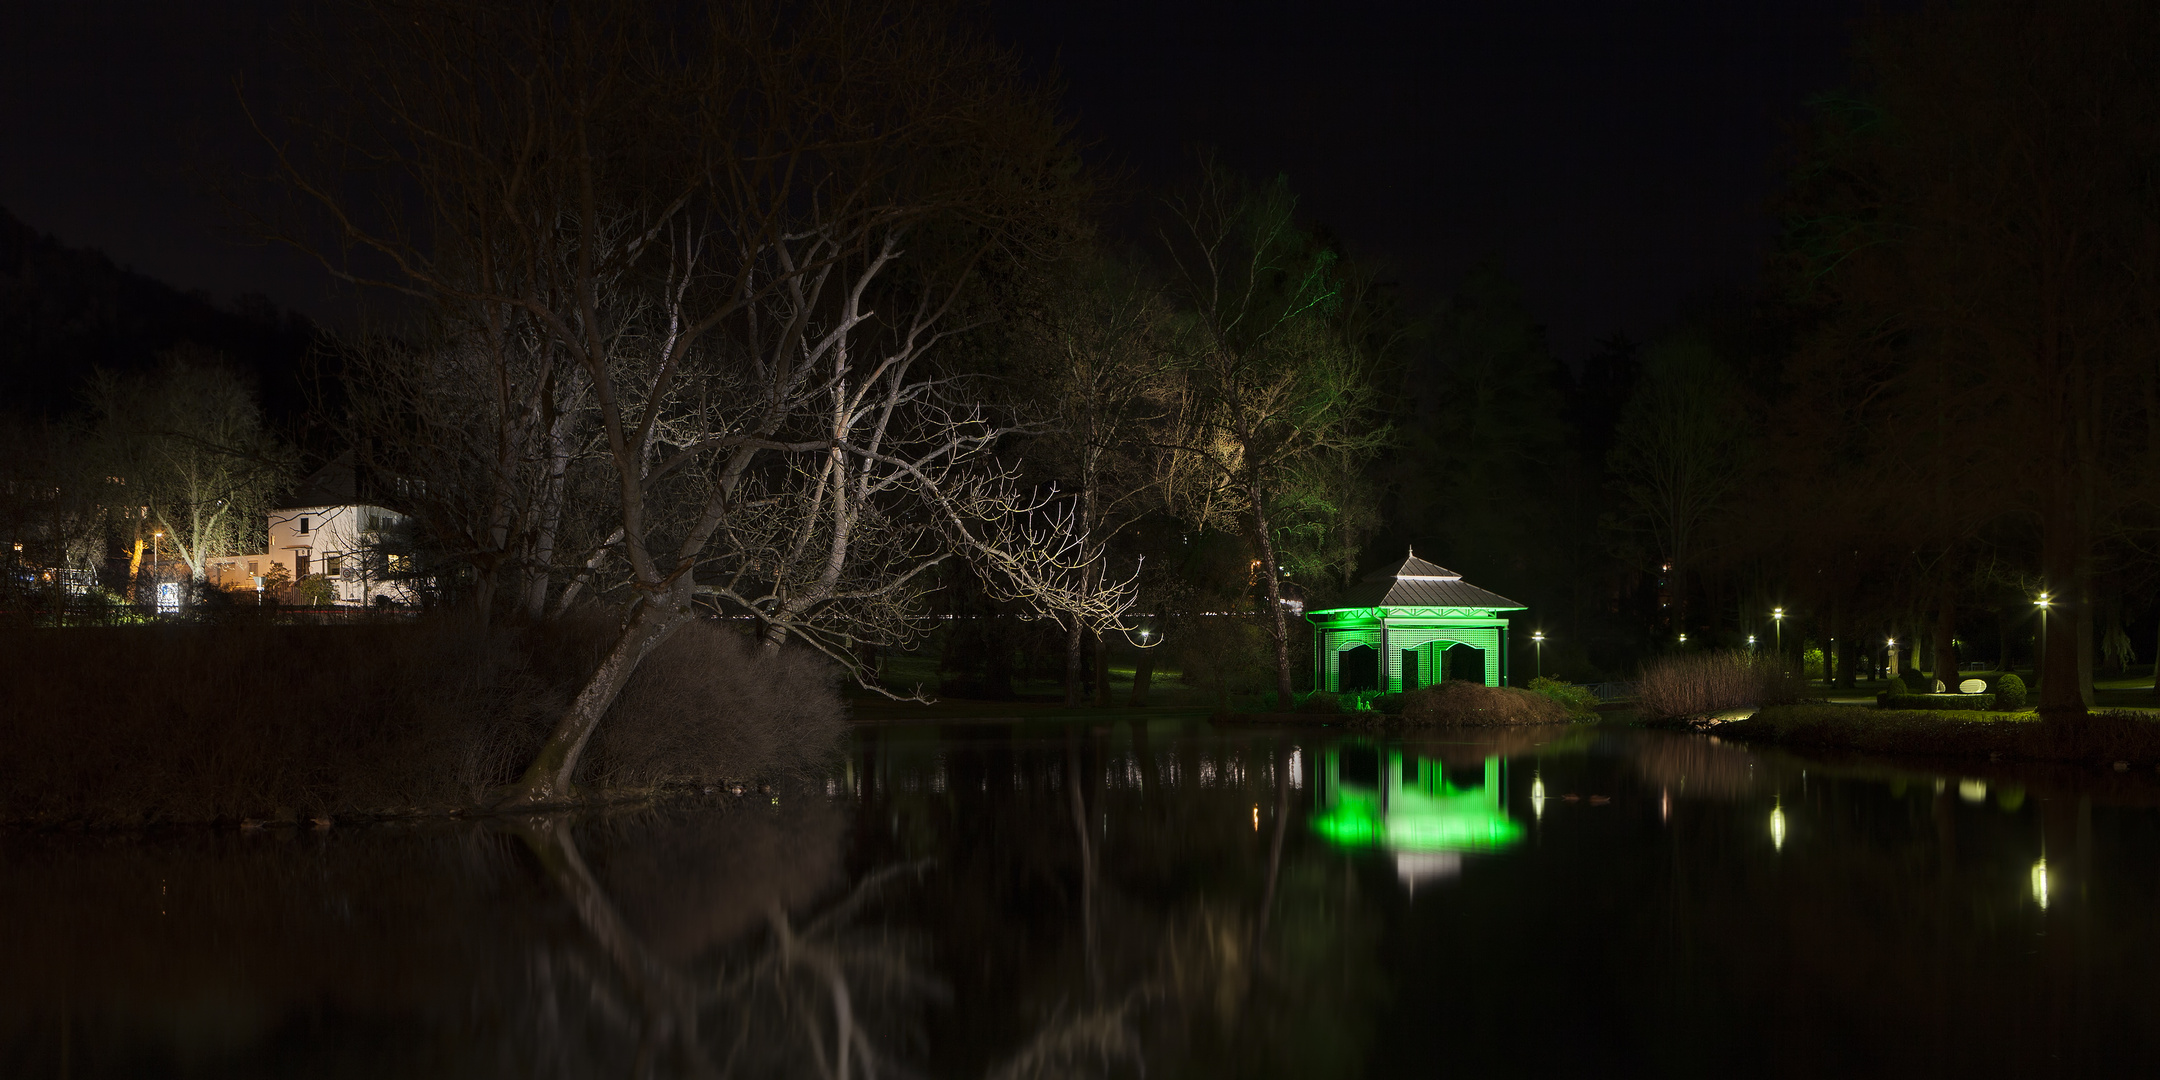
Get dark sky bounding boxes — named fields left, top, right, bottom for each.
left=1, top=0, right=1868, bottom=361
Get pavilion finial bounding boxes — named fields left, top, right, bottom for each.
left=1407, top=543, right=1414, bottom=559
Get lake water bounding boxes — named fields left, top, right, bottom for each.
left=8, top=719, right=2160, bottom=1077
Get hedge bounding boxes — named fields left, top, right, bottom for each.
left=1725, top=705, right=2160, bottom=765
left=1876, top=692, right=1998, bottom=711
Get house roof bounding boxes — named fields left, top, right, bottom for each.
left=276, top=451, right=401, bottom=511
left=276, top=454, right=359, bottom=510
left=1311, top=549, right=1527, bottom=612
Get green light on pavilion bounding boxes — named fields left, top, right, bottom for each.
left=1310, top=743, right=1525, bottom=855
left=1305, top=549, right=1527, bottom=694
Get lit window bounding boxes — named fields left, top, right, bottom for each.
left=247, top=561, right=259, bottom=576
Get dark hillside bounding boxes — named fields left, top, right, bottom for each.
left=0, top=206, right=321, bottom=422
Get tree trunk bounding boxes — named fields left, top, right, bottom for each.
left=502, top=597, right=691, bottom=805
left=1247, top=480, right=1297, bottom=712
left=2038, top=481, right=2088, bottom=722
left=1091, top=630, right=1111, bottom=708
left=1827, top=599, right=1843, bottom=689
left=1064, top=616, right=1085, bottom=708
left=1128, top=646, right=1155, bottom=707
left=1932, top=583, right=1958, bottom=692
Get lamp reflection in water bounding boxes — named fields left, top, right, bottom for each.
left=1311, top=742, right=1524, bottom=895
left=1770, top=800, right=1787, bottom=852
left=2032, top=858, right=2049, bottom=910
left=1531, top=775, right=1546, bottom=821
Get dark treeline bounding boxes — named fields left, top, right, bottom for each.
left=6, top=0, right=2159, bottom=805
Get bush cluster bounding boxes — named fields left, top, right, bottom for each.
left=1392, top=680, right=1571, bottom=727
left=1728, top=705, right=2160, bottom=765
left=593, top=621, right=847, bottom=787
left=1636, top=650, right=1807, bottom=721
left=1875, top=691, right=1997, bottom=711
left=1878, top=670, right=2027, bottom=711
left=0, top=619, right=846, bottom=826
left=1527, top=676, right=1600, bottom=719
left=1294, top=691, right=1344, bottom=715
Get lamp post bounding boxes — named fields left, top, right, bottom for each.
left=2035, top=592, right=2050, bottom=680
left=1772, top=607, right=1785, bottom=667
left=1532, top=631, right=1544, bottom=679
left=1747, top=634, right=1757, bottom=653
left=1678, top=633, right=1687, bottom=647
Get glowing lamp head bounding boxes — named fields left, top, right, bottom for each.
left=2035, top=592, right=2051, bottom=609
left=1532, top=631, right=1544, bottom=643
left=1772, top=607, right=1784, bottom=620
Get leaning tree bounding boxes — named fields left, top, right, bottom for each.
left=261, top=0, right=1131, bottom=802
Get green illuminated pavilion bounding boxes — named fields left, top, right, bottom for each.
left=1305, top=550, right=1527, bottom=693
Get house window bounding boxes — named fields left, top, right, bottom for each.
left=296, top=552, right=311, bottom=577
left=367, top=514, right=383, bottom=531
left=299, top=517, right=310, bottom=535
left=326, top=554, right=343, bottom=577
left=247, top=561, right=259, bottom=576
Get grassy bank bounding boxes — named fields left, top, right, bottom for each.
left=1723, top=704, right=2160, bottom=767
left=0, top=620, right=844, bottom=828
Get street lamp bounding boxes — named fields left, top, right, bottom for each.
left=2035, top=592, right=2050, bottom=678
left=1747, top=634, right=1757, bottom=652
left=1678, top=633, right=1688, bottom=646
left=1772, top=607, right=1785, bottom=664
left=1531, top=631, right=1545, bottom=679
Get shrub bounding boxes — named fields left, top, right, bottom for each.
left=593, top=621, right=847, bottom=787
left=1396, top=681, right=1570, bottom=726
left=0, top=618, right=845, bottom=825
left=1636, top=650, right=1806, bottom=720
left=1369, top=692, right=1407, bottom=716
left=294, top=573, right=339, bottom=607
left=1874, top=691, right=1996, bottom=711
left=1729, top=705, right=2160, bottom=765
left=1294, top=691, right=1344, bottom=715
left=1994, top=673, right=2027, bottom=710
left=1528, top=676, right=1599, bottom=719
left=1899, top=670, right=1936, bottom=693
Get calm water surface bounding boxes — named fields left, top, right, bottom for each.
left=9, top=720, right=2160, bottom=1077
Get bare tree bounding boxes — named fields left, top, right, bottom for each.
left=261, top=0, right=1131, bottom=803
left=1013, top=256, right=1184, bottom=706
left=90, top=349, right=291, bottom=584
left=1606, top=336, right=1751, bottom=638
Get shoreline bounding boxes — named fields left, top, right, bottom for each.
left=1715, top=704, right=2160, bottom=770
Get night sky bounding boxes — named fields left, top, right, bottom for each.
left=2, top=0, right=1869, bottom=361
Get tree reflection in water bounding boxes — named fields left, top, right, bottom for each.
left=27, top=724, right=2160, bottom=1075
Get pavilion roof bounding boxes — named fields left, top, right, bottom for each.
left=1313, top=549, right=1527, bottom=612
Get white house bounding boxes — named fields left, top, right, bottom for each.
left=206, top=456, right=416, bottom=606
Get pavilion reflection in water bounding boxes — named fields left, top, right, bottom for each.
left=1310, top=742, right=1525, bottom=892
